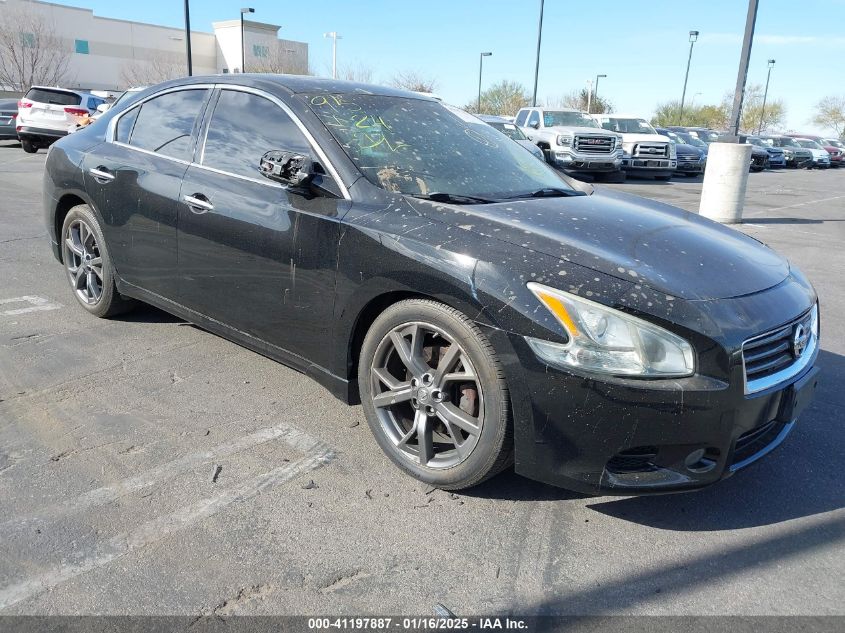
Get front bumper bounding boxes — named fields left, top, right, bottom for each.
left=552, top=149, right=622, bottom=173
left=506, top=333, right=819, bottom=495
left=675, top=158, right=705, bottom=173
left=621, top=157, right=677, bottom=176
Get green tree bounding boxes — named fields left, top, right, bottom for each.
left=721, top=83, right=786, bottom=134
left=466, top=80, right=531, bottom=116
left=812, top=95, right=845, bottom=138
left=545, top=88, right=613, bottom=114
left=650, top=100, right=727, bottom=129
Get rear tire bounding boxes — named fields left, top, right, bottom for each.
left=60, top=204, right=136, bottom=318
left=358, top=299, right=513, bottom=490
left=21, top=139, right=37, bottom=153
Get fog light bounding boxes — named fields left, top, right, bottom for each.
left=685, top=448, right=717, bottom=474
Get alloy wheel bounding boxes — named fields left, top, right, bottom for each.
left=63, top=219, right=103, bottom=305
left=370, top=322, right=484, bottom=469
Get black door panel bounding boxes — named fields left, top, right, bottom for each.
left=82, top=145, right=187, bottom=298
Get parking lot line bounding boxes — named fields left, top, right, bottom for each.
left=746, top=193, right=845, bottom=215
left=0, top=434, right=335, bottom=611
left=2, top=423, right=322, bottom=530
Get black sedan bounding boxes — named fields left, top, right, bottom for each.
left=0, top=99, right=18, bottom=141
left=43, top=76, right=820, bottom=494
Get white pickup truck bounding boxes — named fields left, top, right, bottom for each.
left=514, top=107, right=623, bottom=180
left=590, top=114, right=677, bottom=180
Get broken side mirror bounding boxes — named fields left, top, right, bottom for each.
left=260, top=150, right=314, bottom=188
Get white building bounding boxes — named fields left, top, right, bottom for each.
left=1, top=0, right=309, bottom=94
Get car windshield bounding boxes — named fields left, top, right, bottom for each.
left=823, top=139, right=844, bottom=149
left=796, top=139, right=823, bottom=150
left=599, top=118, right=656, bottom=134
left=676, top=132, right=706, bottom=148
left=747, top=137, right=766, bottom=147
left=304, top=94, right=576, bottom=199
left=487, top=121, right=528, bottom=141
left=660, top=130, right=682, bottom=143
left=542, top=110, right=598, bottom=128
left=777, top=137, right=802, bottom=148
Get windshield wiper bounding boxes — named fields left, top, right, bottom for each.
left=410, top=192, right=498, bottom=205
left=502, top=187, right=586, bottom=199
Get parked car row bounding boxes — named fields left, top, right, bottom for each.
left=5, top=85, right=146, bottom=153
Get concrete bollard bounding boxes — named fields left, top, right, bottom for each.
left=698, top=142, right=753, bottom=224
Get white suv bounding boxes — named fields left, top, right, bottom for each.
left=16, top=86, right=106, bottom=153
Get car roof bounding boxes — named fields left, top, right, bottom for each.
left=146, top=74, right=433, bottom=101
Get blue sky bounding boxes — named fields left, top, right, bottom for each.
left=52, top=0, right=845, bottom=134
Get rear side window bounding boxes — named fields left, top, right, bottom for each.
left=116, top=106, right=139, bottom=144
left=201, top=90, right=310, bottom=179
left=24, top=88, right=80, bottom=106
left=129, top=89, right=208, bottom=161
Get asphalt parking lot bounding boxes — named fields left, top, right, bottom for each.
left=0, top=141, right=843, bottom=616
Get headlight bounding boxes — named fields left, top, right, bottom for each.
left=621, top=141, right=635, bottom=156
left=526, top=283, right=695, bottom=377
left=556, top=134, right=572, bottom=146
left=668, top=143, right=677, bottom=159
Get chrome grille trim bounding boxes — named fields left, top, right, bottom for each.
left=742, top=306, right=818, bottom=395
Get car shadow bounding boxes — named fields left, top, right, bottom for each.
left=745, top=217, right=836, bottom=224
left=111, top=303, right=185, bottom=324
left=519, top=510, right=845, bottom=616
left=0, top=140, right=22, bottom=148
left=470, top=350, right=844, bottom=529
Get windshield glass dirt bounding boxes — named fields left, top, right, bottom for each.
left=304, top=94, right=574, bottom=198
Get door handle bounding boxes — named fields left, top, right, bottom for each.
left=88, top=166, right=115, bottom=183
left=183, top=193, right=214, bottom=214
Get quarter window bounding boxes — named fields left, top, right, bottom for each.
left=202, top=90, right=310, bottom=180
left=128, top=89, right=208, bottom=161
left=115, top=106, right=139, bottom=143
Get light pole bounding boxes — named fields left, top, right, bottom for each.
left=678, top=30, right=699, bottom=124
left=183, top=0, right=192, bottom=76
left=758, top=59, right=776, bottom=134
left=531, top=0, right=544, bottom=106
left=591, top=74, right=606, bottom=113
left=324, top=32, right=342, bottom=79
left=477, top=52, right=492, bottom=113
left=728, top=0, right=760, bottom=138
left=240, top=7, right=254, bottom=73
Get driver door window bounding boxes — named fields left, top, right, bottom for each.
left=527, top=111, right=540, bottom=128
left=202, top=90, right=311, bottom=180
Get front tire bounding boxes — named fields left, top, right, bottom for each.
left=358, top=299, right=513, bottom=490
left=60, top=204, right=135, bottom=318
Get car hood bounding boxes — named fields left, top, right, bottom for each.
left=409, top=188, right=789, bottom=301
left=674, top=143, right=703, bottom=157
left=546, top=125, right=615, bottom=136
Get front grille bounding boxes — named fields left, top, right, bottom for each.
left=634, top=143, right=668, bottom=158
left=677, top=152, right=698, bottom=161
left=742, top=309, right=814, bottom=391
left=732, top=420, right=785, bottom=465
left=606, top=446, right=658, bottom=473
left=574, top=135, right=615, bottom=154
